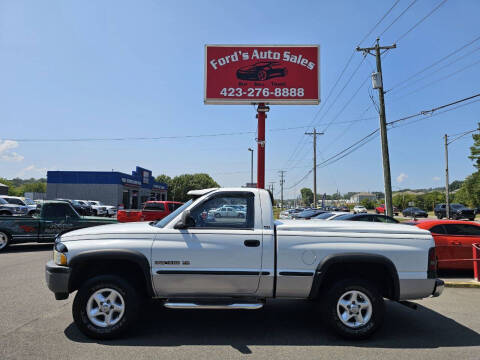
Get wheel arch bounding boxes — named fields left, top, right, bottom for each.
left=309, top=253, right=400, bottom=301
left=68, top=249, right=154, bottom=297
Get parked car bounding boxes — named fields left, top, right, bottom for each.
left=312, top=211, right=349, bottom=220
left=46, top=187, right=443, bottom=340
left=333, top=213, right=399, bottom=223
left=75, top=200, right=94, bottom=216
left=0, top=200, right=117, bottom=251
left=117, top=201, right=184, bottom=222
left=412, top=220, right=480, bottom=270
left=0, top=197, right=28, bottom=216
left=55, top=199, right=90, bottom=216
left=0, top=196, right=32, bottom=216
left=353, top=205, right=367, bottom=214
left=210, top=205, right=246, bottom=218
left=402, top=207, right=428, bottom=218
left=339, top=206, right=350, bottom=212
left=292, top=209, right=325, bottom=219
left=434, top=203, right=475, bottom=220
left=375, top=204, right=399, bottom=216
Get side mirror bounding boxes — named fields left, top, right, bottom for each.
left=174, top=210, right=195, bottom=229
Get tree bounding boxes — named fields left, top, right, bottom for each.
left=360, top=199, right=375, bottom=210
left=161, top=173, right=219, bottom=202
left=453, top=172, right=480, bottom=207
left=468, top=123, right=480, bottom=170
left=300, top=188, right=314, bottom=206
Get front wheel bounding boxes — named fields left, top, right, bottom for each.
left=72, top=275, right=140, bottom=339
left=0, top=231, right=10, bottom=251
left=324, top=278, right=384, bottom=339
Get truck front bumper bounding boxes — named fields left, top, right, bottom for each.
left=432, top=279, right=444, bottom=297
left=45, top=260, right=71, bottom=300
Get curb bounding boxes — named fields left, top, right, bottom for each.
left=443, top=281, right=480, bottom=288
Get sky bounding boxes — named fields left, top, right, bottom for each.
left=1, top=0, right=479, bottom=199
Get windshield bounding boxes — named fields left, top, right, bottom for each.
left=0, top=198, right=7, bottom=204
left=154, top=200, right=193, bottom=228
left=314, top=212, right=334, bottom=219
left=333, top=214, right=354, bottom=220
left=23, top=198, right=35, bottom=205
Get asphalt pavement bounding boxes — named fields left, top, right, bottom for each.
left=0, top=243, right=479, bottom=360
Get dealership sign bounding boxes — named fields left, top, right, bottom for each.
left=205, top=45, right=320, bottom=105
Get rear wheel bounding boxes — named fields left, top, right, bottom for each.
left=437, top=213, right=443, bottom=219
left=72, top=275, right=140, bottom=339
left=324, top=278, right=384, bottom=339
left=0, top=231, right=10, bottom=251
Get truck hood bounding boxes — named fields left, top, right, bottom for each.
left=60, top=221, right=157, bottom=241
left=275, top=219, right=432, bottom=237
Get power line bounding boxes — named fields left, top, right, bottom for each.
left=282, top=1, right=401, bottom=170
left=386, top=34, right=480, bottom=92
left=378, top=0, right=418, bottom=38
left=389, top=58, right=480, bottom=102
left=286, top=92, right=480, bottom=189
left=395, top=0, right=449, bottom=43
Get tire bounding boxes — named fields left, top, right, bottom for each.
left=324, top=278, right=385, bottom=339
left=72, top=275, right=140, bottom=340
left=436, top=213, right=443, bottom=219
left=469, top=217, right=475, bottom=221
left=375, top=210, right=379, bottom=214
left=214, top=213, right=221, bottom=218
left=0, top=231, right=10, bottom=251
left=93, top=210, right=98, bottom=216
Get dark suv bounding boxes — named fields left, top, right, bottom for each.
left=434, top=203, right=475, bottom=220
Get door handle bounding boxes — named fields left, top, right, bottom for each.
left=244, top=240, right=260, bottom=247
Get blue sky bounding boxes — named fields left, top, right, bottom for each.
left=1, top=0, right=479, bottom=199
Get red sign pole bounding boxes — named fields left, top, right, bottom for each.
left=256, top=104, right=269, bottom=189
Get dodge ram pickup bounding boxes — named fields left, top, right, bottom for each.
left=0, top=201, right=117, bottom=251
left=45, top=188, right=444, bottom=340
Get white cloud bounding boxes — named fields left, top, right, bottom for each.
left=0, top=140, right=24, bottom=163
left=17, top=165, right=47, bottom=178
left=396, top=173, right=408, bottom=183
left=0, top=140, right=18, bottom=153
left=433, top=176, right=441, bottom=181
left=1, top=152, right=24, bottom=162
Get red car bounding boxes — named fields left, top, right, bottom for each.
left=375, top=204, right=399, bottom=216
left=412, top=219, right=480, bottom=270
left=117, top=201, right=183, bottom=223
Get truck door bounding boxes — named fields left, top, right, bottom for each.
left=152, top=191, right=263, bottom=296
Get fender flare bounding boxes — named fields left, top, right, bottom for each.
left=69, top=249, right=154, bottom=297
left=308, top=252, right=400, bottom=301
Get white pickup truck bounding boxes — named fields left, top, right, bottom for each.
left=45, top=188, right=443, bottom=340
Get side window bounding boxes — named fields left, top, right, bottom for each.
left=445, top=224, right=480, bottom=236
left=190, top=193, right=254, bottom=229
left=430, top=225, right=446, bottom=234
left=62, top=204, right=77, bottom=217
left=144, top=203, right=165, bottom=211
left=167, top=203, right=175, bottom=212
left=44, top=204, right=76, bottom=218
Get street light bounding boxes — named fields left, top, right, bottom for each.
left=248, top=148, right=254, bottom=186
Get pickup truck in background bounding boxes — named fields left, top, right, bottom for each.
left=0, top=201, right=117, bottom=251
left=117, top=201, right=183, bottom=222
left=0, top=197, right=29, bottom=216
left=46, top=188, right=443, bottom=340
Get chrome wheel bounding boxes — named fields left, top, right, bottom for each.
left=0, top=232, right=8, bottom=250
left=86, top=288, right=125, bottom=328
left=337, top=290, right=372, bottom=328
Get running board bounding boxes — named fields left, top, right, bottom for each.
left=163, top=301, right=264, bottom=310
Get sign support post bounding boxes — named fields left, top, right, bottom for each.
left=256, top=104, right=269, bottom=189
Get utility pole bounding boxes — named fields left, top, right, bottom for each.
left=356, top=38, right=396, bottom=217
left=268, top=181, right=275, bottom=194
left=279, top=170, right=286, bottom=209
left=305, top=128, right=324, bottom=208
left=444, top=134, right=450, bottom=219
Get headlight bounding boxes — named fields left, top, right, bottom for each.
left=53, top=250, right=67, bottom=265
left=53, top=241, right=68, bottom=265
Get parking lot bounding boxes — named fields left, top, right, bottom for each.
left=0, top=244, right=478, bottom=360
